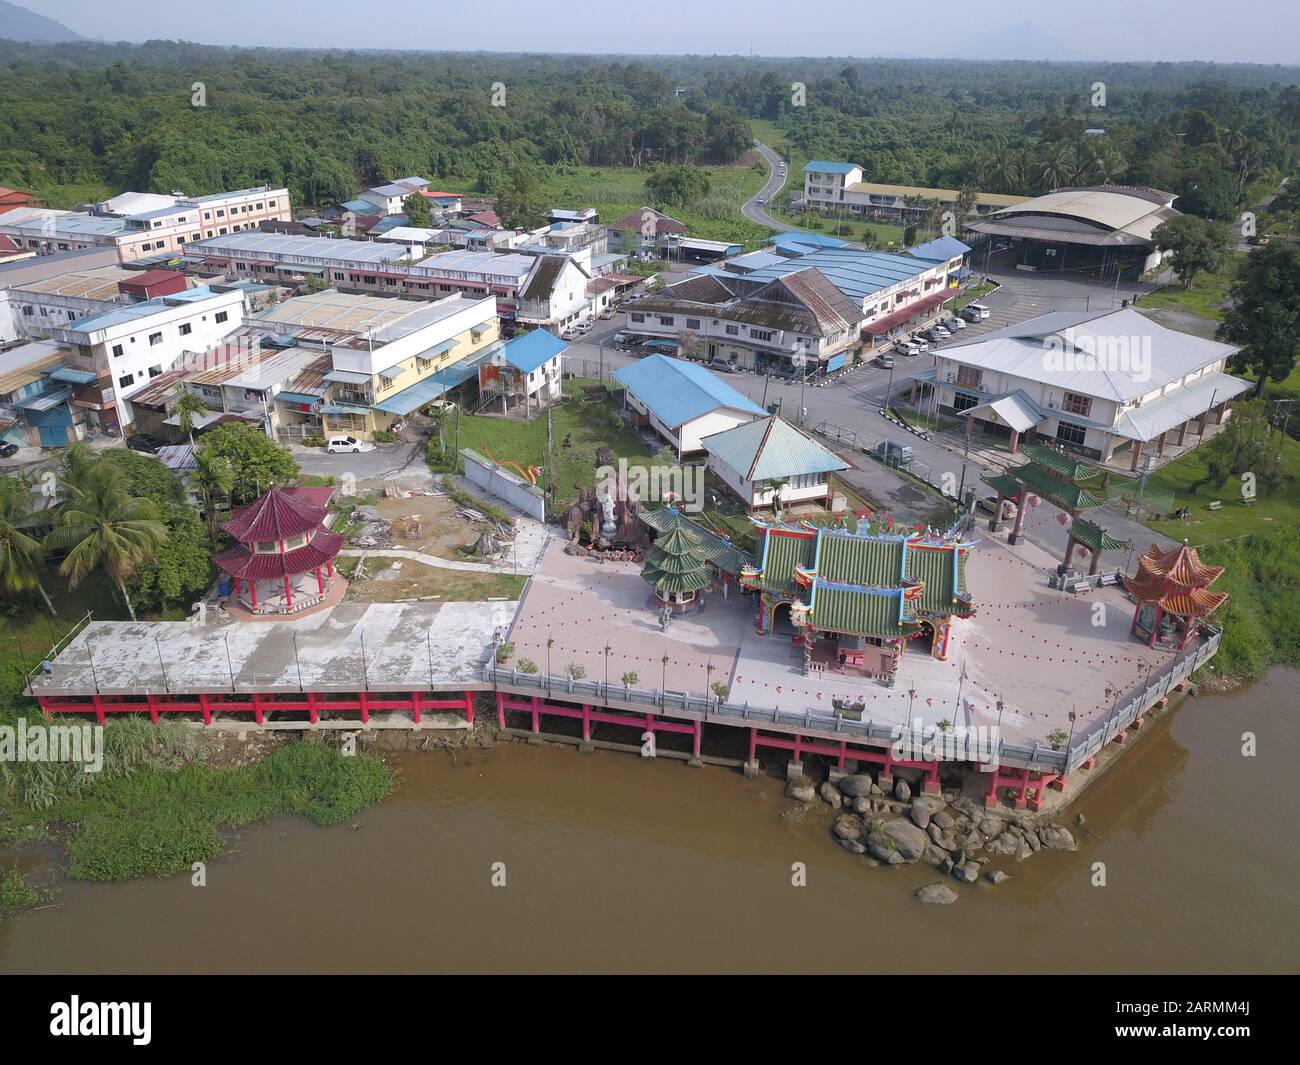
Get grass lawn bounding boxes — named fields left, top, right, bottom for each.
left=1139, top=252, right=1244, bottom=322
left=340, top=558, right=526, bottom=602
left=1142, top=431, right=1300, bottom=545
left=496, top=164, right=772, bottom=247
left=434, top=379, right=654, bottom=513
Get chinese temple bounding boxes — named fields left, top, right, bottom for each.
left=1123, top=540, right=1228, bottom=649
left=214, top=487, right=344, bottom=615
left=740, top=519, right=976, bottom=681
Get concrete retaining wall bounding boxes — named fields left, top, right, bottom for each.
left=460, top=448, right=546, bottom=521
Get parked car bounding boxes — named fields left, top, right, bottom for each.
left=922, top=327, right=948, bottom=343
left=872, top=440, right=914, bottom=467
left=909, top=335, right=930, bottom=352
left=126, top=435, right=164, bottom=454
left=964, top=302, right=991, bottom=321
left=326, top=435, right=373, bottom=454
left=873, top=353, right=895, bottom=369
left=426, top=399, right=457, bottom=414
left=709, top=359, right=739, bottom=374
left=976, top=494, right=1017, bottom=517
left=598, top=309, right=614, bottom=320
left=895, top=340, right=922, bottom=357
left=0, top=441, right=19, bottom=458
left=943, top=316, right=967, bottom=331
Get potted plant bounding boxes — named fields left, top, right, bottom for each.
left=1046, top=728, right=1069, bottom=750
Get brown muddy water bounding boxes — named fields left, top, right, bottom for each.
left=2, top=670, right=1298, bottom=974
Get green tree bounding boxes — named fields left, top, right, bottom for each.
left=1199, top=400, right=1283, bottom=491
left=196, top=422, right=298, bottom=505
left=192, top=449, right=235, bottom=544
left=493, top=168, right=545, bottom=229
left=644, top=164, right=710, bottom=208
left=402, top=192, right=432, bottom=228
left=1152, top=215, right=1234, bottom=290
left=1218, top=242, right=1300, bottom=395
left=172, top=388, right=209, bottom=447
left=127, top=504, right=213, bottom=613
left=0, top=476, right=55, bottom=614
left=45, top=466, right=169, bottom=622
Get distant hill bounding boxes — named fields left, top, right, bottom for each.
left=0, top=1, right=82, bottom=43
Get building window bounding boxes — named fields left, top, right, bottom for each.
left=686, top=318, right=701, bottom=329
left=956, top=365, right=982, bottom=388
left=148, top=365, right=162, bottom=377
left=1062, top=391, right=1092, bottom=417
left=149, top=332, right=162, bottom=346
left=179, top=322, right=192, bottom=336
left=1056, top=420, right=1087, bottom=447
left=118, top=373, right=135, bottom=388
left=110, top=343, right=123, bottom=357
left=724, top=324, right=739, bottom=336
left=751, top=329, right=773, bottom=342
left=952, top=390, right=979, bottom=413
left=659, top=316, right=674, bottom=326
left=630, top=313, right=645, bottom=323
left=215, top=311, right=229, bottom=324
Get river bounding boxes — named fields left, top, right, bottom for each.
left=2, top=669, right=1297, bottom=974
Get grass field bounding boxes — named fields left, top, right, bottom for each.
left=517, top=163, right=772, bottom=247
left=1140, top=252, right=1244, bottom=321
left=340, top=558, right=526, bottom=602
left=1140, top=430, right=1300, bottom=544
left=431, top=379, right=654, bottom=513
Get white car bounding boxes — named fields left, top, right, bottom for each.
left=965, top=302, right=991, bottom=320
left=326, top=435, right=373, bottom=454
left=943, top=316, right=967, bottom=331
left=896, top=340, right=922, bottom=356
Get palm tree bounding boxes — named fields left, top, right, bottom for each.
left=765, top=478, right=789, bottom=518
left=56, top=439, right=98, bottom=497
left=172, top=388, right=209, bottom=447
left=192, top=449, right=235, bottom=545
left=1039, top=143, right=1078, bottom=193
left=45, top=466, right=168, bottom=621
left=0, top=477, right=56, bottom=614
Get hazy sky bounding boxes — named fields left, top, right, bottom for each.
left=26, top=0, right=1300, bottom=64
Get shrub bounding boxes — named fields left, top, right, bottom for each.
left=0, top=869, right=40, bottom=916
left=565, top=663, right=587, bottom=680
left=621, top=671, right=639, bottom=686
left=372, top=430, right=397, bottom=444
left=495, top=642, right=515, bottom=664
left=516, top=658, right=539, bottom=674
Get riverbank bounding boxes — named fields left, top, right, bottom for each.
left=3, top=667, right=1295, bottom=973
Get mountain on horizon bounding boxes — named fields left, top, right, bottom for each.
left=0, top=1, right=82, bottom=43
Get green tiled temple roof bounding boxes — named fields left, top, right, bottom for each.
left=639, top=507, right=753, bottom=575
left=817, top=531, right=905, bottom=586
left=1022, top=444, right=1104, bottom=482
left=756, top=528, right=817, bottom=593
left=905, top=542, right=974, bottom=618
left=1014, top=461, right=1105, bottom=511
left=810, top=583, right=906, bottom=638
left=1069, top=517, right=1129, bottom=553
left=984, top=473, right=1023, bottom=498
left=642, top=523, right=712, bottom=595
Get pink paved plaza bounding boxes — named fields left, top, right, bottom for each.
left=507, top=527, right=1177, bottom=749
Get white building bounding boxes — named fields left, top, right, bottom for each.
left=702, top=415, right=849, bottom=511
left=910, top=307, right=1253, bottom=469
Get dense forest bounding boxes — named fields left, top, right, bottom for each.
left=1, top=41, right=1299, bottom=218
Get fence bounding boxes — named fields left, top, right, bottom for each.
left=460, top=447, right=546, bottom=521
left=483, top=623, right=1220, bottom=776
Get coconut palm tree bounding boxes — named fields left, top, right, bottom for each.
left=192, top=448, right=235, bottom=545
left=172, top=388, right=209, bottom=448
left=56, top=439, right=98, bottom=498
left=45, top=465, right=168, bottom=622
left=0, top=477, right=56, bottom=614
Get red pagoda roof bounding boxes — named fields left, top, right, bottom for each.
left=1123, top=540, right=1228, bottom=618
left=214, top=529, right=344, bottom=580
left=223, top=487, right=329, bottom=543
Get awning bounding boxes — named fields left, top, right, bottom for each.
left=964, top=391, right=1046, bottom=434
left=320, top=403, right=371, bottom=416
left=371, top=346, right=497, bottom=417
left=18, top=388, right=71, bottom=412
left=48, top=367, right=98, bottom=385
left=323, top=369, right=371, bottom=385
left=275, top=392, right=323, bottom=406
left=866, top=291, right=948, bottom=336
left=280, top=264, right=324, bottom=275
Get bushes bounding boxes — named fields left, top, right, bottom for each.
left=16, top=734, right=395, bottom=882
left=0, top=869, right=40, bottom=917
left=372, top=430, right=397, bottom=444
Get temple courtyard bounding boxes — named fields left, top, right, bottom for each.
left=506, top=528, right=1177, bottom=751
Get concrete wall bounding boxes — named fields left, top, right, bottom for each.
left=460, top=448, right=546, bottom=521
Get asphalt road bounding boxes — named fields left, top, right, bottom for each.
left=742, top=140, right=793, bottom=230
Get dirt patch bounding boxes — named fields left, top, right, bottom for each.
left=356, top=490, right=488, bottom=562
left=345, top=558, right=525, bottom=603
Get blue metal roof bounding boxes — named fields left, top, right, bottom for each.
left=503, top=329, right=567, bottom=374
left=907, top=235, right=971, bottom=262
left=48, top=367, right=98, bottom=385
left=804, top=161, right=859, bottom=174
left=612, top=355, right=767, bottom=428
left=740, top=247, right=932, bottom=302
left=371, top=344, right=500, bottom=416
left=765, top=231, right=848, bottom=250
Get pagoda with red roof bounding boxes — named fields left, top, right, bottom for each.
left=214, top=487, right=344, bottom=615
left=1123, top=540, right=1228, bottom=649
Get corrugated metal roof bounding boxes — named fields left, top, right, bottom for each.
left=804, top=161, right=860, bottom=174
left=503, top=329, right=566, bottom=373
left=1114, top=370, right=1252, bottom=442
left=702, top=416, right=848, bottom=482
left=612, top=354, right=767, bottom=428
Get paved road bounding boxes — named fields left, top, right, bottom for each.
left=741, top=140, right=793, bottom=230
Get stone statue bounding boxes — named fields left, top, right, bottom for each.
left=599, top=489, right=618, bottom=539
